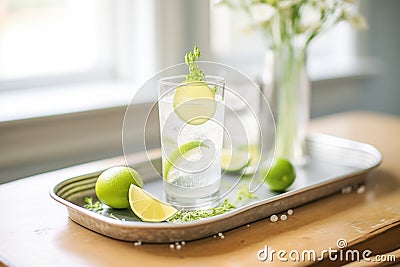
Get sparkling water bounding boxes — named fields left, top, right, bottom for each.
left=158, top=92, right=225, bottom=209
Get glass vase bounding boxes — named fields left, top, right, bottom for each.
left=272, top=42, right=310, bottom=165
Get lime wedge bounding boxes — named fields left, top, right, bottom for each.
left=173, top=81, right=216, bottom=125
left=163, top=140, right=207, bottom=180
left=128, top=184, right=178, bottom=222
left=221, top=148, right=251, bottom=172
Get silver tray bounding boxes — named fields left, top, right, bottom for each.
left=50, top=134, right=382, bottom=243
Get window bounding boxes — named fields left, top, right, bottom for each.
left=0, top=0, right=114, bottom=88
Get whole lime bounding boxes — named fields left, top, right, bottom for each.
left=95, top=166, right=144, bottom=209
left=264, top=158, right=296, bottom=192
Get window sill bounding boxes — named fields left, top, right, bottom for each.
left=0, top=80, right=144, bottom=123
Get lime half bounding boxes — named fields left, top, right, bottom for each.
left=128, top=184, right=178, bottom=222
left=163, top=140, right=207, bottom=180
left=173, top=81, right=216, bottom=125
left=264, top=158, right=296, bottom=192
left=221, top=148, right=251, bottom=172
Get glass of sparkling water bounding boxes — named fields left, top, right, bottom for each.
left=158, top=75, right=225, bottom=209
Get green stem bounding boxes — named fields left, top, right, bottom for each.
left=274, top=41, right=308, bottom=163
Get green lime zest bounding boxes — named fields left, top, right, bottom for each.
left=84, top=197, right=103, bottom=212
left=234, top=187, right=258, bottom=203
left=167, top=188, right=259, bottom=223
left=109, top=213, right=120, bottom=220
left=83, top=197, right=120, bottom=220
left=168, top=199, right=236, bottom=223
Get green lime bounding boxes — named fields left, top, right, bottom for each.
left=173, top=81, right=216, bottom=125
left=163, top=140, right=206, bottom=180
left=221, top=148, right=251, bottom=172
left=264, top=158, right=296, bottom=192
left=95, top=166, right=144, bottom=209
left=129, top=184, right=178, bottom=222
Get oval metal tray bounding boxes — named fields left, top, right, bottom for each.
left=50, top=134, right=382, bottom=243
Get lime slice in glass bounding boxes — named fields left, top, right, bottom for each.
left=221, top=148, right=251, bottom=172
left=163, top=140, right=207, bottom=181
left=173, top=81, right=216, bottom=125
left=128, top=184, right=178, bottom=222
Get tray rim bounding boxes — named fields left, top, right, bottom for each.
left=49, top=133, right=382, bottom=238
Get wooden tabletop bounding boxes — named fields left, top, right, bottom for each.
left=0, top=111, right=399, bottom=267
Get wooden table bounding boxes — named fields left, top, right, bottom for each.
left=0, top=111, right=399, bottom=267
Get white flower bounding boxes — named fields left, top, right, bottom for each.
left=313, top=0, right=329, bottom=11
left=250, top=3, right=277, bottom=23
left=349, top=14, right=368, bottom=29
left=219, top=0, right=367, bottom=48
left=278, top=0, right=300, bottom=9
left=343, top=10, right=368, bottom=29
left=301, top=4, right=321, bottom=28
left=215, top=0, right=241, bottom=8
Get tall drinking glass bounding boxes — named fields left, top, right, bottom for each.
left=158, top=75, right=225, bottom=209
